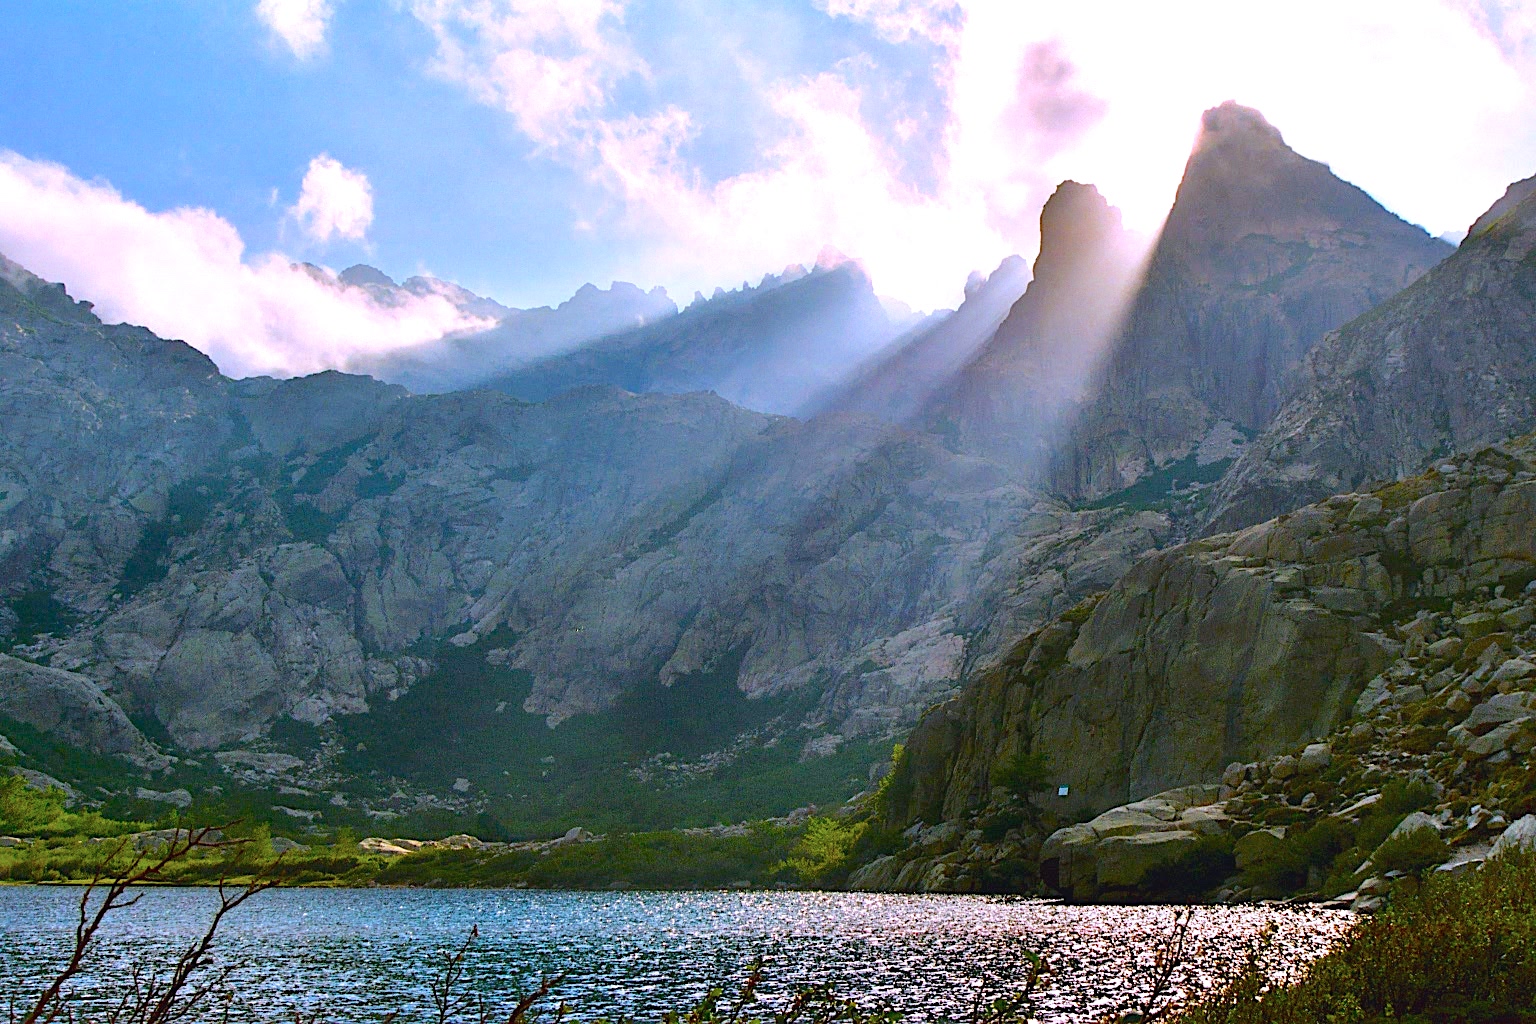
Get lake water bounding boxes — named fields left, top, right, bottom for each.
left=1, top=887, right=1349, bottom=1022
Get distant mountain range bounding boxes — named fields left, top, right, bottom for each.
left=4, top=103, right=1533, bottom=846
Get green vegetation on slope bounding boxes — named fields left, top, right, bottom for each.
left=331, top=630, right=883, bottom=836
left=1177, top=851, right=1536, bottom=1024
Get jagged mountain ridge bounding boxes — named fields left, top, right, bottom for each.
left=1207, top=175, right=1536, bottom=531
left=337, top=265, right=678, bottom=394
left=487, top=261, right=902, bottom=416
left=1048, top=103, right=1452, bottom=502
left=813, top=256, right=1031, bottom=425
left=918, top=181, right=1147, bottom=474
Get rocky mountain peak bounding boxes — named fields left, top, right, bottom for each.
left=1468, top=173, right=1536, bottom=238
left=0, top=252, right=100, bottom=324
left=1192, top=101, right=1289, bottom=158
left=1205, top=167, right=1536, bottom=531
left=339, top=264, right=398, bottom=290
left=1030, top=181, right=1133, bottom=295
left=1045, top=107, right=1452, bottom=501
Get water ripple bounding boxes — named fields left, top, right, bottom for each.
left=0, top=887, right=1349, bottom=1021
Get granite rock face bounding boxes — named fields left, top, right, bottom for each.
left=1207, top=174, right=1536, bottom=531
left=922, top=181, right=1147, bottom=474
left=0, top=253, right=233, bottom=611
left=0, top=653, right=155, bottom=762
left=887, top=435, right=1536, bottom=833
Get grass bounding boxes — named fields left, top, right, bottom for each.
left=0, top=766, right=818, bottom=890
left=376, top=825, right=802, bottom=890
left=0, top=817, right=814, bottom=891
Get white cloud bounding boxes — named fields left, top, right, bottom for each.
left=289, top=154, right=374, bottom=243
left=410, top=0, right=638, bottom=148
left=412, top=0, right=1536, bottom=311
left=814, top=0, right=963, bottom=46
left=0, top=151, right=491, bottom=379
left=256, top=0, right=335, bottom=60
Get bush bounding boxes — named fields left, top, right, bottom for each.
left=1176, top=851, right=1536, bottom=1024
left=990, top=750, right=1053, bottom=801
left=1240, top=819, right=1351, bottom=895
left=1142, top=833, right=1236, bottom=897
left=1371, top=827, right=1451, bottom=877
left=781, top=817, right=867, bottom=886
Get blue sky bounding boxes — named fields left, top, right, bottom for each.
left=2, top=1, right=1535, bottom=377
left=0, top=1, right=948, bottom=306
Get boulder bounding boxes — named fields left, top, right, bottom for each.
left=1234, top=827, right=1288, bottom=871
left=1384, top=812, right=1441, bottom=842
left=892, top=857, right=933, bottom=892
left=1426, top=637, right=1465, bottom=661
left=1151, top=784, right=1224, bottom=809
left=1457, top=613, right=1503, bottom=640
left=131, top=828, right=225, bottom=851
left=132, top=787, right=193, bottom=808
left=1179, top=804, right=1233, bottom=836
left=1462, top=692, right=1536, bottom=735
left=1490, top=815, right=1536, bottom=858
left=0, top=655, right=155, bottom=762
left=1458, top=718, right=1535, bottom=759
left=359, top=837, right=414, bottom=857
left=1354, top=677, right=1392, bottom=716
left=1298, top=743, right=1333, bottom=774
left=1271, top=755, right=1299, bottom=781
left=1490, top=658, right=1536, bottom=689
left=1095, top=830, right=1202, bottom=890
left=1039, top=824, right=1100, bottom=901
left=1089, top=807, right=1180, bottom=838
left=847, top=855, right=903, bottom=891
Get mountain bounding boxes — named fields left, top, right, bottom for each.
left=859, top=432, right=1536, bottom=895
left=1048, top=102, right=1452, bottom=502
left=336, top=265, right=677, bottom=394
left=918, top=181, right=1146, bottom=472
left=0, top=252, right=1170, bottom=833
left=842, top=168, right=1536, bottom=897
left=0, top=253, right=234, bottom=611
left=813, top=256, right=1031, bottom=424
left=1206, top=174, right=1536, bottom=531
left=487, top=258, right=901, bottom=415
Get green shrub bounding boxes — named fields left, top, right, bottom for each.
left=1379, top=778, right=1438, bottom=816
left=1176, top=851, right=1536, bottom=1024
left=1240, top=819, right=1351, bottom=895
left=1371, top=828, right=1451, bottom=877
left=990, top=750, right=1053, bottom=801
left=781, top=817, right=867, bottom=886
left=1142, top=833, right=1236, bottom=897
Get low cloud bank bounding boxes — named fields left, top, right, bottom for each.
left=0, top=150, right=491, bottom=379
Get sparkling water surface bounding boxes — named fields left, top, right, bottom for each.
left=1, top=886, right=1348, bottom=1021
